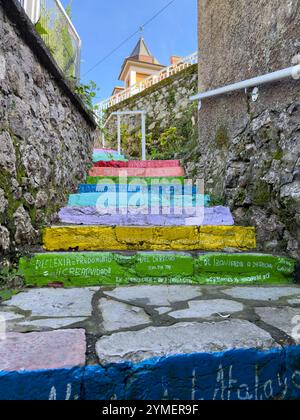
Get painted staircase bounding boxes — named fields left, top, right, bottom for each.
left=20, top=149, right=296, bottom=287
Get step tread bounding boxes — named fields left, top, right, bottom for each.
left=43, top=225, right=257, bottom=252
left=89, top=167, right=186, bottom=177
left=20, top=251, right=295, bottom=287
left=59, top=206, right=233, bottom=226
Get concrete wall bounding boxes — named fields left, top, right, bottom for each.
left=105, top=65, right=198, bottom=161
left=190, top=0, right=300, bottom=260
left=0, top=0, right=96, bottom=262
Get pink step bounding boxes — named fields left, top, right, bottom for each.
left=89, top=166, right=185, bottom=177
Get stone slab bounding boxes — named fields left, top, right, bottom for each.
left=43, top=225, right=257, bottom=252
left=98, top=298, right=151, bottom=332
left=0, top=312, right=23, bottom=321
left=95, top=320, right=277, bottom=364
left=20, top=252, right=294, bottom=287
left=223, top=287, right=300, bottom=301
left=104, top=285, right=203, bottom=306
left=89, top=166, right=185, bottom=177
left=169, top=299, right=244, bottom=319
left=288, top=299, right=300, bottom=305
left=18, top=318, right=86, bottom=330
left=255, top=307, right=300, bottom=343
left=155, top=307, right=172, bottom=315
left=0, top=329, right=86, bottom=371
left=5, top=288, right=96, bottom=317
left=59, top=206, right=232, bottom=226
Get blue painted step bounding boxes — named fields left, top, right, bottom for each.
left=79, top=184, right=200, bottom=194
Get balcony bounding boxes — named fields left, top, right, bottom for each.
left=18, top=0, right=81, bottom=79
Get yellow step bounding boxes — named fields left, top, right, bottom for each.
left=43, top=225, right=256, bottom=252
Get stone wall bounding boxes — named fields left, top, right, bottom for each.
left=105, top=64, right=198, bottom=160
left=0, top=0, right=96, bottom=263
left=190, top=0, right=300, bottom=260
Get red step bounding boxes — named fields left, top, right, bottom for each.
left=89, top=166, right=185, bottom=177
left=93, top=161, right=128, bottom=168
left=128, top=160, right=181, bottom=168
left=93, top=160, right=181, bottom=169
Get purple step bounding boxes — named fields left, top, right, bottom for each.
left=59, top=206, right=234, bottom=226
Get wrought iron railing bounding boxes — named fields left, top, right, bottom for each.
left=18, top=0, right=81, bottom=79
left=97, top=51, right=198, bottom=118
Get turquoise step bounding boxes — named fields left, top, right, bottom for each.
left=68, top=192, right=211, bottom=208
left=93, top=153, right=127, bottom=163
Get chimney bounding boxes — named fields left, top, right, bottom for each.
left=170, top=56, right=182, bottom=66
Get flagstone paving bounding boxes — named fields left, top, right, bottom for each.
left=0, top=284, right=300, bottom=400
left=1, top=285, right=300, bottom=361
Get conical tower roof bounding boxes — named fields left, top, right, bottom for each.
left=118, top=37, right=165, bottom=81
left=130, top=37, right=153, bottom=58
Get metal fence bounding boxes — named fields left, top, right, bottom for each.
left=19, top=0, right=81, bottom=79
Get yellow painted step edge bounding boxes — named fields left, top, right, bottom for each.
left=43, top=226, right=257, bottom=252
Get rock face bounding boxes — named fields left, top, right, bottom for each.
left=104, top=65, right=198, bottom=160
left=190, top=0, right=300, bottom=260
left=0, top=2, right=96, bottom=260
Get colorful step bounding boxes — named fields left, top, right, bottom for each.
left=67, top=192, right=210, bottom=208
left=93, top=161, right=128, bottom=168
left=93, top=155, right=127, bottom=163
left=86, top=176, right=186, bottom=185
left=79, top=183, right=199, bottom=194
left=59, top=206, right=234, bottom=226
left=93, top=160, right=181, bottom=168
left=43, top=225, right=256, bottom=252
left=94, top=148, right=118, bottom=153
left=92, top=150, right=127, bottom=163
left=89, top=167, right=185, bottom=177
left=19, top=252, right=296, bottom=287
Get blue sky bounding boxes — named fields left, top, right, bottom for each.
left=60, top=0, right=197, bottom=103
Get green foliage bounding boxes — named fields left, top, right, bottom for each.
left=0, top=265, right=21, bottom=289
left=215, top=126, right=229, bottom=149
left=273, top=148, right=284, bottom=161
left=105, top=101, right=198, bottom=161
left=209, top=195, right=226, bottom=206
left=252, top=180, right=271, bottom=206
left=36, top=0, right=77, bottom=78
left=0, top=289, right=19, bottom=302
left=74, top=80, right=100, bottom=114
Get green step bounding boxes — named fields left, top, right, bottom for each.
left=86, top=176, right=186, bottom=185
left=19, top=252, right=296, bottom=287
